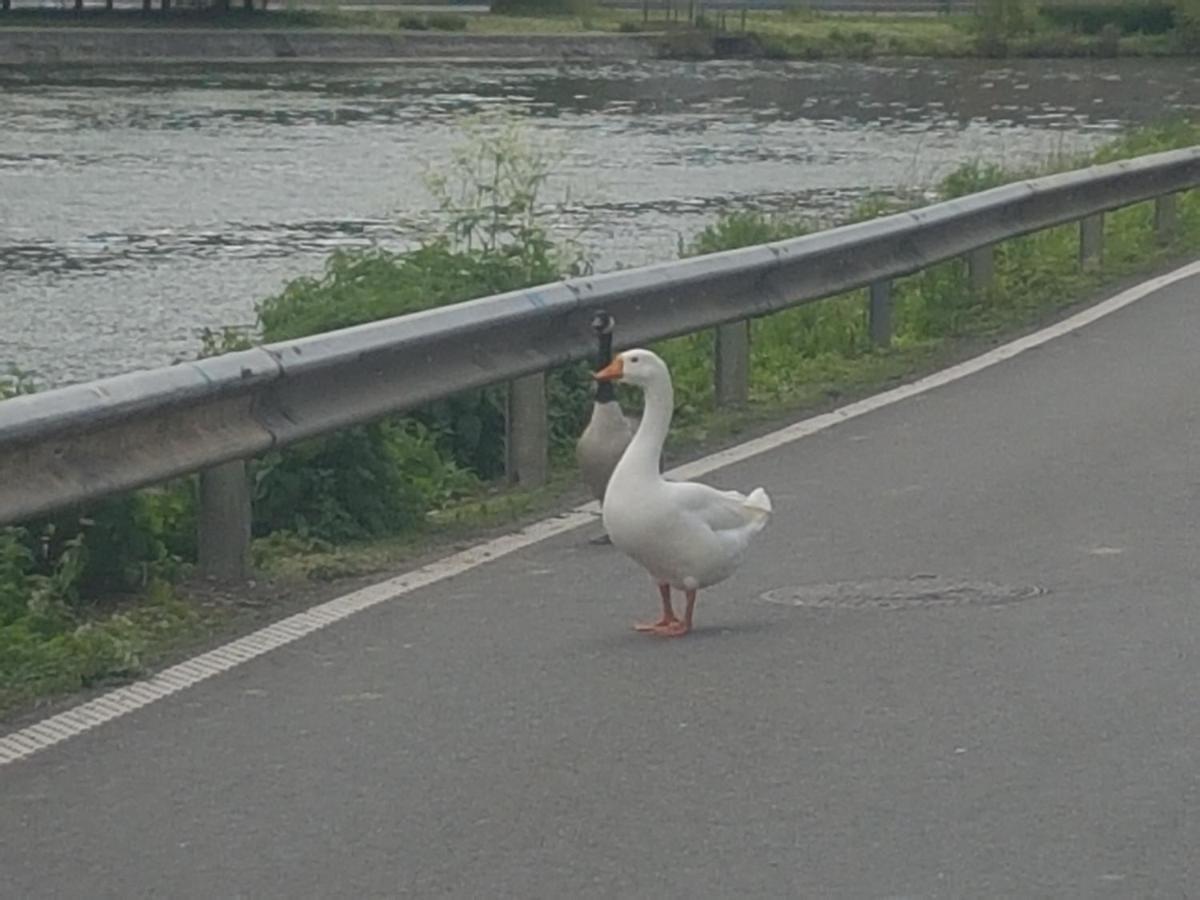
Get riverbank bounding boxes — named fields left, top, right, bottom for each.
left=0, top=5, right=1190, bottom=63
left=0, top=23, right=1179, bottom=66
left=0, top=26, right=660, bottom=64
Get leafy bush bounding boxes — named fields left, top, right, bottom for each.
left=253, top=241, right=594, bottom=497
left=252, top=421, right=474, bottom=541
left=258, top=242, right=552, bottom=341
left=1038, top=1, right=1174, bottom=34
left=0, top=488, right=196, bottom=713
left=1090, top=117, right=1200, bottom=162
left=47, top=491, right=195, bottom=593
left=0, top=549, right=197, bottom=715
left=686, top=209, right=814, bottom=255
left=938, top=160, right=1019, bottom=198
left=0, top=366, right=36, bottom=399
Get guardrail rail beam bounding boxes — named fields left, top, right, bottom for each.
left=4, top=146, right=1200, bottom=535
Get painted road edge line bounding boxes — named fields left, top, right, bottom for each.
left=4, top=259, right=1199, bottom=768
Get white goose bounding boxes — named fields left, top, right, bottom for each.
left=595, top=348, right=772, bottom=637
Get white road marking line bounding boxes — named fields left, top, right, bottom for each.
left=3, top=259, right=1198, bottom=768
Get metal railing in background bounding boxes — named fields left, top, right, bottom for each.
left=0, top=0, right=970, bottom=12
left=0, top=147, right=1196, bottom=578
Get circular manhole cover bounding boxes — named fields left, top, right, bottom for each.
left=759, top=576, right=1047, bottom=610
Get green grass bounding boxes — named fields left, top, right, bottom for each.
left=737, top=11, right=977, bottom=58
left=0, top=578, right=221, bottom=719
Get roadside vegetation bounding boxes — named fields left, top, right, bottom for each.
left=6, top=0, right=1200, bottom=59
left=737, top=0, right=1186, bottom=59
left=2, top=118, right=1200, bottom=718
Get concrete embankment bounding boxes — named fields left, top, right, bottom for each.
left=0, top=27, right=663, bottom=64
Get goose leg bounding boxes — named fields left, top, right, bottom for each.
left=654, top=589, right=695, bottom=638
left=634, top=583, right=678, bottom=632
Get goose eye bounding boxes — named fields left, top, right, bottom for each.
left=630, top=355, right=640, bottom=363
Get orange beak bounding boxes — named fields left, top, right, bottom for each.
left=593, top=356, right=624, bottom=382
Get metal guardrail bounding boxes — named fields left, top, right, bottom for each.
left=1, top=146, right=1197, bottom=576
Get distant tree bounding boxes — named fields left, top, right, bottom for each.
left=974, top=0, right=1035, bottom=55
left=1177, top=0, right=1200, bottom=48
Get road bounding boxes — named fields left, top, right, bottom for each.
left=3, top=269, right=1200, bottom=897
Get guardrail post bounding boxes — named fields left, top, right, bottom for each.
left=507, top=373, right=548, bottom=487
left=1155, top=193, right=1178, bottom=245
left=967, top=245, right=995, bottom=295
left=714, top=321, right=750, bottom=406
left=198, top=460, right=251, bottom=582
left=1079, top=213, right=1104, bottom=271
left=868, top=280, right=892, bottom=348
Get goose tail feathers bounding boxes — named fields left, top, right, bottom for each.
left=744, top=487, right=773, bottom=519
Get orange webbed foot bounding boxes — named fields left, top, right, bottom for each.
left=634, top=615, right=678, bottom=633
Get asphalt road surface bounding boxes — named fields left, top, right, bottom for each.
left=3, top=271, right=1200, bottom=898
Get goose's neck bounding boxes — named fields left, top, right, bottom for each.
left=595, top=332, right=615, bottom=404
left=626, top=376, right=673, bottom=477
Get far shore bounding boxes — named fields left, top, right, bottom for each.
left=0, top=7, right=1192, bottom=65
left=0, top=27, right=666, bottom=65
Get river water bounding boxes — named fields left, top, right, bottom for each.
left=2, top=57, right=1198, bottom=385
